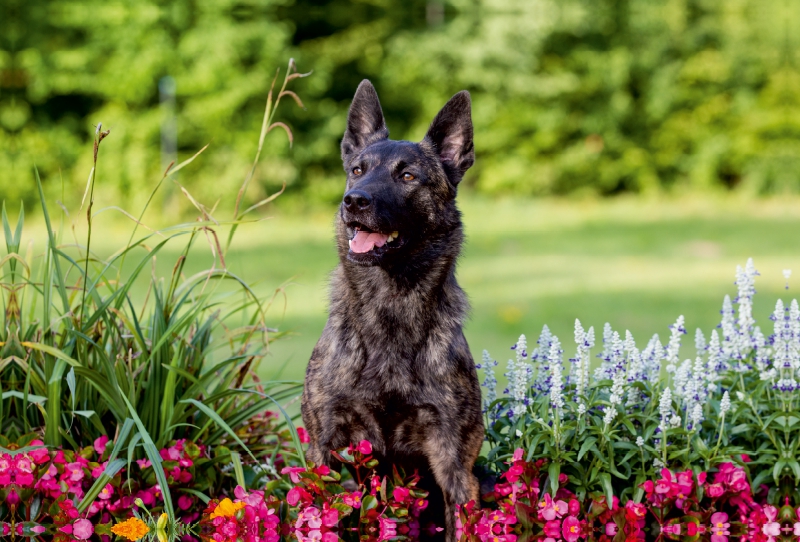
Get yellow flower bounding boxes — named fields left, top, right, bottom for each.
left=156, top=513, right=169, bottom=542
left=111, top=517, right=150, bottom=541
left=209, top=498, right=246, bottom=519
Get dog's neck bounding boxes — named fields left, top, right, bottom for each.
left=333, top=223, right=468, bottom=346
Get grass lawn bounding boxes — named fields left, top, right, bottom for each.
left=211, top=194, right=800, bottom=383
left=40, top=193, right=800, bottom=385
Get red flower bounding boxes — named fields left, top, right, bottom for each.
left=297, top=427, right=310, bottom=444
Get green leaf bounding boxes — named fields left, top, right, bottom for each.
left=599, top=473, right=614, bottom=507
left=179, top=398, right=259, bottom=464
left=772, top=460, right=788, bottom=484
left=77, top=459, right=125, bottom=512
left=178, top=488, right=211, bottom=505
left=119, top=392, right=175, bottom=519
left=548, top=462, right=561, bottom=496
left=577, top=437, right=598, bottom=461
left=2, top=390, right=46, bottom=404
left=230, top=451, right=246, bottom=488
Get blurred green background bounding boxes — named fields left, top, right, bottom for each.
left=3, top=0, right=800, bottom=379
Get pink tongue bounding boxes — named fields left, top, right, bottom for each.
left=349, top=230, right=389, bottom=253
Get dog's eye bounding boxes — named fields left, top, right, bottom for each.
left=402, top=172, right=415, bottom=181
left=352, top=167, right=363, bottom=176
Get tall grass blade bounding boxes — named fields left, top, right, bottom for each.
left=179, top=398, right=259, bottom=464
left=119, top=392, right=175, bottom=519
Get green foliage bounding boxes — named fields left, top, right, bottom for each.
left=2, top=0, right=798, bottom=206
left=0, top=64, right=306, bottom=476
left=481, top=262, right=800, bottom=505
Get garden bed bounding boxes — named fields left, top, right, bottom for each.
left=2, top=63, right=799, bottom=542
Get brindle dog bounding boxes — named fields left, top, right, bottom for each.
left=301, top=80, right=483, bottom=541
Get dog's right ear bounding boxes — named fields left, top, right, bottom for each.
left=341, top=80, right=389, bottom=161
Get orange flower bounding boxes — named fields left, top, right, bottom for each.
left=209, top=498, right=246, bottom=519
left=111, top=517, right=150, bottom=541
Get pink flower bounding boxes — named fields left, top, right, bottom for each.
left=562, top=516, right=581, bottom=542
left=178, top=495, right=194, bottom=510
left=97, top=483, right=114, bottom=500
left=28, top=440, right=50, bottom=464
left=504, top=463, right=524, bottom=484
left=710, top=511, right=730, bottom=542
left=378, top=517, right=396, bottom=541
left=357, top=440, right=372, bottom=455
left=287, top=487, right=303, bottom=506
left=707, top=483, right=726, bottom=498
left=604, top=522, right=618, bottom=535
left=761, top=505, right=780, bottom=539
left=729, top=468, right=749, bottom=492
left=568, top=499, right=580, bottom=516
left=540, top=493, right=568, bottom=521
left=661, top=523, right=681, bottom=535
left=281, top=466, right=306, bottom=483
left=740, top=453, right=751, bottom=463
left=72, top=519, right=94, bottom=540
left=94, top=435, right=110, bottom=455
left=342, top=491, right=362, bottom=509
left=64, top=462, right=85, bottom=482
left=512, top=448, right=524, bottom=462
left=762, top=522, right=780, bottom=537
left=321, top=504, right=338, bottom=528
left=297, top=506, right=322, bottom=529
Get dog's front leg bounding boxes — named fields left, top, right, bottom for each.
left=422, top=431, right=480, bottom=542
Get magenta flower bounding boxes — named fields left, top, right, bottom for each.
left=392, top=486, right=411, bottom=503
left=357, top=440, right=373, bottom=455
left=27, top=440, right=50, bottom=464
left=378, top=517, right=397, bottom=541
left=287, top=486, right=303, bottom=506
left=707, top=483, right=725, bottom=498
left=93, top=435, right=110, bottom=455
left=543, top=519, right=562, bottom=538
left=562, top=515, right=582, bottom=542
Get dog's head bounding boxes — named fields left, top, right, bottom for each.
left=337, top=80, right=474, bottom=267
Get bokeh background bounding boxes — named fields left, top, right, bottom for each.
left=2, top=0, right=800, bottom=380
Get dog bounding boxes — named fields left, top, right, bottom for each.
left=301, top=80, right=484, bottom=541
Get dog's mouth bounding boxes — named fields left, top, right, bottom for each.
left=346, top=223, right=402, bottom=255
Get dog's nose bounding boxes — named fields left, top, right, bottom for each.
left=343, top=190, right=371, bottom=212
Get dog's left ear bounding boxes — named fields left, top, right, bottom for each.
left=424, top=91, right=474, bottom=183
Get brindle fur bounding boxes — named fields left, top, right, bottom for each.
left=301, top=80, right=483, bottom=541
